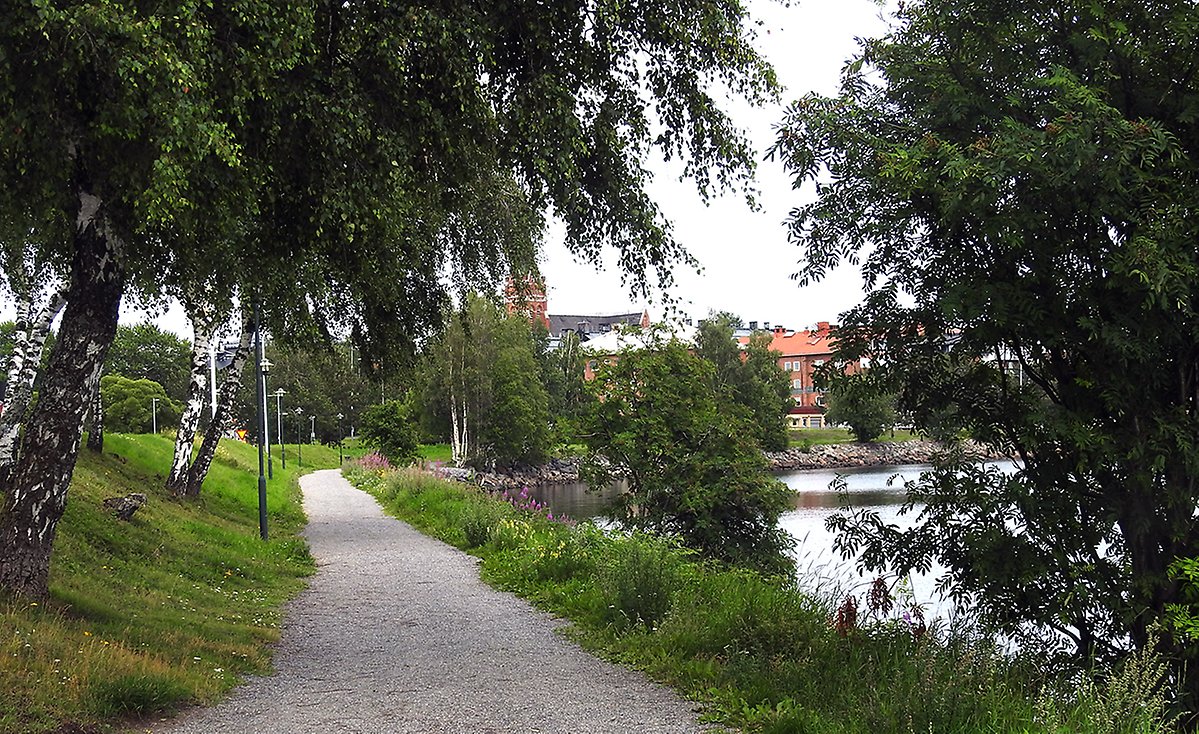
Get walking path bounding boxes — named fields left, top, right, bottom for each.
left=152, top=469, right=708, bottom=734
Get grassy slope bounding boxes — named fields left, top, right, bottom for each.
left=1, top=434, right=340, bottom=734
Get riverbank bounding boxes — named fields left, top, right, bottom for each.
left=431, top=440, right=1002, bottom=490
left=347, top=464, right=1171, bottom=734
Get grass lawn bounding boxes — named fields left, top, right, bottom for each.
left=1, top=434, right=340, bottom=734
left=789, top=427, right=921, bottom=447
left=417, top=443, right=452, bottom=463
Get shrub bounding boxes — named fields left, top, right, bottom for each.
left=597, top=534, right=681, bottom=629
left=461, top=501, right=505, bottom=548
left=360, top=400, right=419, bottom=466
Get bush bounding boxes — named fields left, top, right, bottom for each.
left=823, top=373, right=897, bottom=443
left=100, top=375, right=180, bottom=433
left=360, top=400, right=419, bottom=466
left=598, top=534, right=681, bottom=629
left=461, top=501, right=505, bottom=548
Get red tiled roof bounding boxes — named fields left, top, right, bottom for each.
left=738, top=324, right=837, bottom=358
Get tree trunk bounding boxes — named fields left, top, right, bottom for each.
left=85, top=378, right=103, bottom=453
left=167, top=312, right=216, bottom=495
left=182, top=319, right=253, bottom=497
left=0, top=286, right=68, bottom=485
left=0, top=194, right=125, bottom=599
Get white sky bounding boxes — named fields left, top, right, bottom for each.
left=6, top=0, right=894, bottom=338
left=540, top=0, right=894, bottom=331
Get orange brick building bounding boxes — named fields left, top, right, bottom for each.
left=740, top=321, right=858, bottom=429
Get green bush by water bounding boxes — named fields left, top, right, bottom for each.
left=346, top=464, right=1178, bottom=734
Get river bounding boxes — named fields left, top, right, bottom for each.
left=528, top=461, right=1017, bottom=618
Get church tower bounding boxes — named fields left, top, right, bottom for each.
left=504, top=274, right=550, bottom=330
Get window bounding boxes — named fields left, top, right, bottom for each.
left=782, top=361, right=790, bottom=371
left=813, top=359, right=825, bottom=366
left=792, top=379, right=802, bottom=389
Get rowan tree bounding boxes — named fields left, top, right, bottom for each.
left=772, top=0, right=1199, bottom=708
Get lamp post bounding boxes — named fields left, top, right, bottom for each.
left=260, top=357, right=273, bottom=480
left=253, top=301, right=268, bottom=541
left=336, top=412, right=344, bottom=464
left=150, top=397, right=159, bottom=434
left=295, top=407, right=303, bottom=467
left=274, top=388, right=286, bottom=470
left=309, top=414, right=316, bottom=445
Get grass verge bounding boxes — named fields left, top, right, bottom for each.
left=788, top=428, right=920, bottom=447
left=347, top=463, right=1177, bottom=734
left=2, top=434, right=341, bottom=734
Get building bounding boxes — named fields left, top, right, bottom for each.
left=504, top=275, right=550, bottom=331
left=504, top=275, right=650, bottom=348
left=740, top=321, right=860, bottom=429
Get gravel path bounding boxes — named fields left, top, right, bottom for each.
left=152, top=469, right=709, bottom=734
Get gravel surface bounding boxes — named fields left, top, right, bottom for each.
left=150, top=469, right=709, bottom=734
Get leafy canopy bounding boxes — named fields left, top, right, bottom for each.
left=580, top=331, right=794, bottom=575
left=100, top=376, right=179, bottom=434
left=694, top=315, right=793, bottom=452
left=823, top=373, right=897, bottom=443
left=773, top=0, right=1199, bottom=702
left=361, top=400, right=420, bottom=467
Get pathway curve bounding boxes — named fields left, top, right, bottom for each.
left=152, top=469, right=708, bottom=734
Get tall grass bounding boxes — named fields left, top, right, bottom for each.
left=1, top=434, right=339, bottom=734
left=348, top=464, right=1177, bottom=734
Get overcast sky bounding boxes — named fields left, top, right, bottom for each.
left=7, top=0, right=895, bottom=338
left=541, top=0, right=895, bottom=331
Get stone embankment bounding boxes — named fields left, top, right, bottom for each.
left=431, top=441, right=1002, bottom=490
left=432, top=457, right=584, bottom=491
left=764, top=440, right=998, bottom=471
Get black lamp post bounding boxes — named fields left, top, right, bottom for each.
left=336, top=412, right=344, bottom=465
left=274, top=388, right=286, bottom=469
left=295, top=407, right=303, bottom=467
left=261, top=357, right=273, bottom=480
left=253, top=302, right=268, bottom=541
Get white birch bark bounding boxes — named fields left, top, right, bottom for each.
left=167, top=304, right=217, bottom=493
left=0, top=284, right=68, bottom=475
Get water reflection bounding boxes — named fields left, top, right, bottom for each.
left=526, top=480, right=623, bottom=521
left=527, top=461, right=1015, bottom=619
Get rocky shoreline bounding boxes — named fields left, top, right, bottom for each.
left=430, top=440, right=1002, bottom=490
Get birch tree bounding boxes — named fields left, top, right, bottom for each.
left=1, top=0, right=777, bottom=599
left=166, top=297, right=222, bottom=496
left=0, top=241, right=68, bottom=487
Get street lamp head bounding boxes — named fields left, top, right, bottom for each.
left=260, top=358, right=273, bottom=374
left=336, top=413, right=344, bottom=420
left=274, top=387, right=286, bottom=397
left=294, top=407, right=303, bottom=415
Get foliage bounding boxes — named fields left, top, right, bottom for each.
left=0, top=433, right=322, bottom=734
left=234, top=339, right=377, bottom=446
left=694, top=314, right=792, bottom=451
left=1167, top=557, right=1199, bottom=642
left=772, top=0, right=1199, bottom=707
left=596, top=535, right=682, bottom=630
left=105, top=323, right=193, bottom=404
left=359, top=400, right=419, bottom=466
left=0, top=0, right=778, bottom=599
left=580, top=331, right=794, bottom=575
left=532, top=326, right=590, bottom=449
left=822, top=373, right=898, bottom=443
left=421, top=297, right=551, bottom=469
left=99, top=376, right=180, bottom=434
left=349, top=467, right=1177, bottom=734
